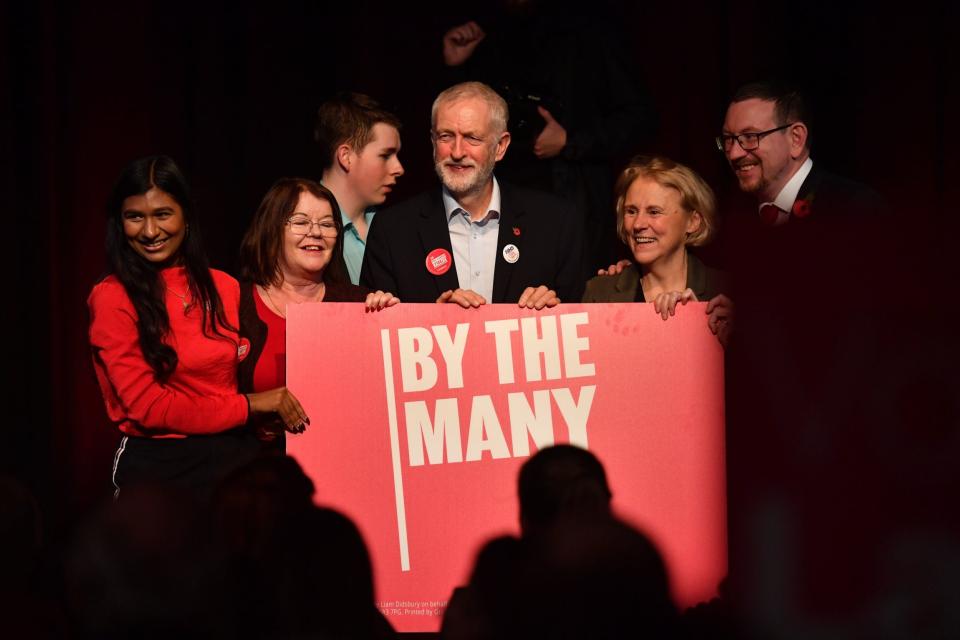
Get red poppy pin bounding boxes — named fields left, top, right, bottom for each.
left=512, top=226, right=521, bottom=237
left=792, top=195, right=813, bottom=218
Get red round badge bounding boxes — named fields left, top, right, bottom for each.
left=425, top=248, right=453, bottom=276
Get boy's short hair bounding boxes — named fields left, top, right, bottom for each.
left=314, top=92, right=402, bottom=170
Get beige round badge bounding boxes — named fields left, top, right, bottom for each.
left=502, top=244, right=519, bottom=264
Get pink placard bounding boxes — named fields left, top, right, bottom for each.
left=287, top=303, right=726, bottom=632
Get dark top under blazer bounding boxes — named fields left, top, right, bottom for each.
left=581, top=254, right=726, bottom=303
left=359, top=182, right=585, bottom=303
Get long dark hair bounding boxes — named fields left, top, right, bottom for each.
left=105, top=155, right=235, bottom=382
left=239, top=178, right=349, bottom=287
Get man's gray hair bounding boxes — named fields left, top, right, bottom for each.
left=431, top=81, right=509, bottom=135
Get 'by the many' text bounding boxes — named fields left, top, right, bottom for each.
left=383, top=312, right=597, bottom=466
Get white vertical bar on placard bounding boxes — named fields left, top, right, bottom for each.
left=380, top=329, right=410, bottom=571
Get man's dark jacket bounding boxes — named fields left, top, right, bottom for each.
left=360, top=182, right=585, bottom=304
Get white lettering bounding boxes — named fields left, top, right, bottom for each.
left=397, top=328, right=437, bottom=392
left=552, top=385, right=596, bottom=448
left=560, top=312, right=595, bottom=378
left=484, top=319, right=519, bottom=384
left=401, top=386, right=595, bottom=466
left=464, top=395, right=511, bottom=461
left=520, top=316, right=561, bottom=382
left=404, top=398, right=462, bottom=466
left=432, top=323, right=470, bottom=389
left=508, top=390, right=554, bottom=456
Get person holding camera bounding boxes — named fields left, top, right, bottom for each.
left=441, top=0, right=655, bottom=271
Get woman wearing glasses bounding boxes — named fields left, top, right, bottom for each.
left=237, top=178, right=397, bottom=444
left=583, top=156, right=732, bottom=346
left=88, top=156, right=310, bottom=496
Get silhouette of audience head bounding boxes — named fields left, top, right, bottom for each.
left=65, top=485, right=233, bottom=639
left=212, top=452, right=316, bottom=557
left=517, top=444, right=612, bottom=536
left=519, top=516, right=676, bottom=639
left=211, top=454, right=395, bottom=639
left=445, top=446, right=677, bottom=640
left=66, top=456, right=395, bottom=639
left=264, top=504, right=394, bottom=639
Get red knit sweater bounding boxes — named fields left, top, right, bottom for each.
left=88, top=267, right=249, bottom=437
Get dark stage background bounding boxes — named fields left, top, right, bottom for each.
left=4, top=0, right=958, bottom=635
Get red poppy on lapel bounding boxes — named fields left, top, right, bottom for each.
left=792, top=196, right=813, bottom=218
left=512, top=227, right=521, bottom=236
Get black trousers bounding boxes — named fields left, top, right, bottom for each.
left=112, top=428, right=262, bottom=500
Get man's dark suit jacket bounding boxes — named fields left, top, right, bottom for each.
left=360, top=181, right=585, bottom=303
left=793, top=163, right=887, bottom=218
left=717, top=162, right=888, bottom=273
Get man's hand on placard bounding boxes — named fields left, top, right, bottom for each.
left=437, top=288, right=487, bottom=308
left=518, top=285, right=560, bottom=310
left=705, top=294, right=734, bottom=348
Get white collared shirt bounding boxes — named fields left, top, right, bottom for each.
left=759, top=157, right=814, bottom=225
left=442, top=177, right=502, bottom=302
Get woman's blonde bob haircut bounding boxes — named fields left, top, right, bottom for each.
left=614, top=155, right=717, bottom=247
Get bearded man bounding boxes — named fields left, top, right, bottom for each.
left=361, top=82, right=585, bottom=307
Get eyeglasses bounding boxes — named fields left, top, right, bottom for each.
left=715, top=123, right=795, bottom=152
left=286, top=216, right=338, bottom=237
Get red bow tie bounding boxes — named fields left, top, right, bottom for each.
left=759, top=203, right=784, bottom=226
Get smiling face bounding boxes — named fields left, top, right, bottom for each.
left=622, top=176, right=702, bottom=270
left=121, top=187, right=187, bottom=266
left=279, top=191, right=338, bottom=282
left=432, top=97, right=510, bottom=199
left=349, top=122, right=404, bottom=207
left=723, top=98, right=807, bottom=201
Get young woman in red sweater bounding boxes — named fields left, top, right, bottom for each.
left=88, top=156, right=308, bottom=496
